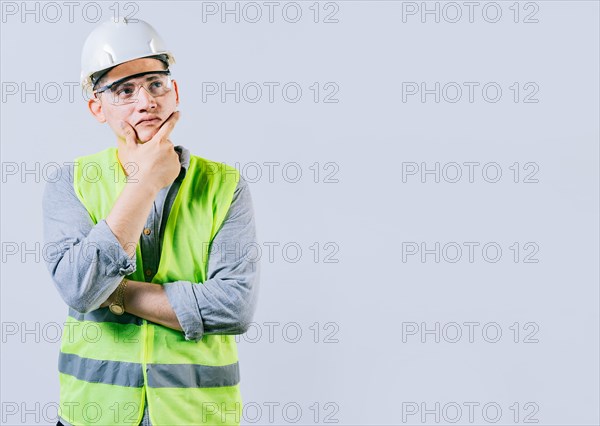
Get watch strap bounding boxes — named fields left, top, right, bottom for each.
left=110, top=277, right=128, bottom=315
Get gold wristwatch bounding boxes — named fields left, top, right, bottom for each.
left=109, top=278, right=129, bottom=315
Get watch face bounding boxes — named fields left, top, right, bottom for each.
left=109, top=304, right=125, bottom=315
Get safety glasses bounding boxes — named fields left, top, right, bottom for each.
left=93, top=70, right=172, bottom=105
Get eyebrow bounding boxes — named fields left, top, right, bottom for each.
left=107, top=71, right=169, bottom=90
left=115, top=75, right=162, bottom=87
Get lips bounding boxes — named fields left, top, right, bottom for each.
left=137, top=117, right=160, bottom=126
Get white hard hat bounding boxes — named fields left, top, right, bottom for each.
left=80, top=18, right=175, bottom=94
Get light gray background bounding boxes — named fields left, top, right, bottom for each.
left=1, top=1, right=599, bottom=425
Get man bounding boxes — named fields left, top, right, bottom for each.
left=42, top=18, right=259, bottom=426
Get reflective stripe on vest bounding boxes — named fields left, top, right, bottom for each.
left=59, top=352, right=144, bottom=387
left=58, top=147, right=242, bottom=426
left=59, top=352, right=240, bottom=389
left=147, top=362, right=240, bottom=388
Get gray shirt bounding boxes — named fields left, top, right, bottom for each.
left=42, top=145, right=260, bottom=426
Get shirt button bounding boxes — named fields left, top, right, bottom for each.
left=143, top=228, right=151, bottom=235
left=145, top=269, right=153, bottom=276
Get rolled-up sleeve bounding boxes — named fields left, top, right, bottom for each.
left=42, top=164, right=136, bottom=314
left=163, top=175, right=260, bottom=342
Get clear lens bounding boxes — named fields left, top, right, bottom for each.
left=105, top=73, right=172, bottom=105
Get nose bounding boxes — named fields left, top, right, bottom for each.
left=135, top=86, right=157, bottom=111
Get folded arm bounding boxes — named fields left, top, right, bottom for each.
left=42, top=165, right=137, bottom=314
left=43, top=164, right=259, bottom=341
left=117, top=176, right=261, bottom=341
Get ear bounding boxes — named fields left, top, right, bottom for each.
left=172, top=79, right=180, bottom=107
left=88, top=96, right=106, bottom=123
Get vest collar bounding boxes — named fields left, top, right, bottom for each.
left=174, top=145, right=190, bottom=171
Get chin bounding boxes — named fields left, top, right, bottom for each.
left=137, top=130, right=156, bottom=143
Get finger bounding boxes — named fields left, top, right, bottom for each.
left=152, top=111, right=180, bottom=143
left=155, top=111, right=180, bottom=142
left=119, top=120, right=139, bottom=147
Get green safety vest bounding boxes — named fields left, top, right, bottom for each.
left=58, top=146, right=242, bottom=426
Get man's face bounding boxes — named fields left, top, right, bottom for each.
left=88, top=57, right=179, bottom=144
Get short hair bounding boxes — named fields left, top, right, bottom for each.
left=92, top=54, right=169, bottom=91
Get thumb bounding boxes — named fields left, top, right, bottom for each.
left=119, top=120, right=138, bottom=147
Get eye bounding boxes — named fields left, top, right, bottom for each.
left=115, top=85, right=135, bottom=96
left=150, top=81, right=163, bottom=89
